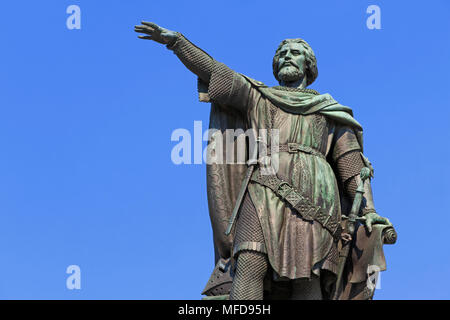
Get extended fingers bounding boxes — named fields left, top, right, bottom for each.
left=134, top=25, right=154, bottom=35
left=365, top=216, right=392, bottom=233
left=141, top=21, right=159, bottom=29
left=374, top=216, right=391, bottom=225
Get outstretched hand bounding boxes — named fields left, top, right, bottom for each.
left=134, top=21, right=178, bottom=45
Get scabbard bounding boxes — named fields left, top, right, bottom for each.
left=333, top=168, right=369, bottom=300
left=333, top=241, right=352, bottom=299
left=224, top=164, right=255, bottom=236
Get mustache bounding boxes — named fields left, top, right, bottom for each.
left=281, top=61, right=299, bottom=69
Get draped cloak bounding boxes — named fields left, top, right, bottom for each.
left=199, top=73, right=395, bottom=299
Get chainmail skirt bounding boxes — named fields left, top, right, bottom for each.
left=232, top=191, right=266, bottom=257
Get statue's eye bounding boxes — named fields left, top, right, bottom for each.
left=292, top=50, right=301, bottom=55
left=280, top=51, right=286, bottom=57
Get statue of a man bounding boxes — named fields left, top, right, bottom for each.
left=135, top=22, right=396, bottom=300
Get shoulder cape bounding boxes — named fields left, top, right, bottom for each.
left=240, top=74, right=365, bottom=152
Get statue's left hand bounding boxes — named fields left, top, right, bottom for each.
left=358, top=212, right=392, bottom=233
left=134, top=21, right=178, bottom=45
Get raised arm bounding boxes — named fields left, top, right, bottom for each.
left=134, top=22, right=252, bottom=111
left=135, top=22, right=213, bottom=83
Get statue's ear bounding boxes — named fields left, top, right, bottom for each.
left=197, top=78, right=210, bottom=103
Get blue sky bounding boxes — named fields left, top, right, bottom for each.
left=0, top=0, right=449, bottom=299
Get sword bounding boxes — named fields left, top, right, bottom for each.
left=333, top=167, right=371, bottom=300
left=225, top=137, right=261, bottom=236
left=224, top=164, right=256, bottom=236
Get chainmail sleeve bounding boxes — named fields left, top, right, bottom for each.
left=336, top=151, right=364, bottom=198
left=208, top=61, right=235, bottom=103
left=167, top=33, right=252, bottom=111
left=167, top=33, right=213, bottom=83
left=332, top=126, right=376, bottom=213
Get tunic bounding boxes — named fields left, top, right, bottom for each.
left=206, top=70, right=363, bottom=279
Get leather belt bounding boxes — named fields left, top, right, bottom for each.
left=266, top=143, right=326, bottom=159
left=250, top=168, right=341, bottom=241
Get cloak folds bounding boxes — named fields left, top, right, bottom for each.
left=199, top=76, right=396, bottom=299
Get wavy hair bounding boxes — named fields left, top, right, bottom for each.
left=272, top=38, right=318, bottom=87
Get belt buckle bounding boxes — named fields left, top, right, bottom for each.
left=276, top=181, right=292, bottom=199
left=287, top=143, right=298, bottom=153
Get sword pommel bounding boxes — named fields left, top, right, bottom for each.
left=360, top=167, right=371, bottom=181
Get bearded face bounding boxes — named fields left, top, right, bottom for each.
left=278, top=64, right=303, bottom=83
left=276, top=42, right=307, bottom=84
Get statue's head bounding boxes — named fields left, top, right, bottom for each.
left=272, top=38, right=318, bottom=87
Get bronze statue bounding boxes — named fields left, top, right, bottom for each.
left=134, top=21, right=397, bottom=300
